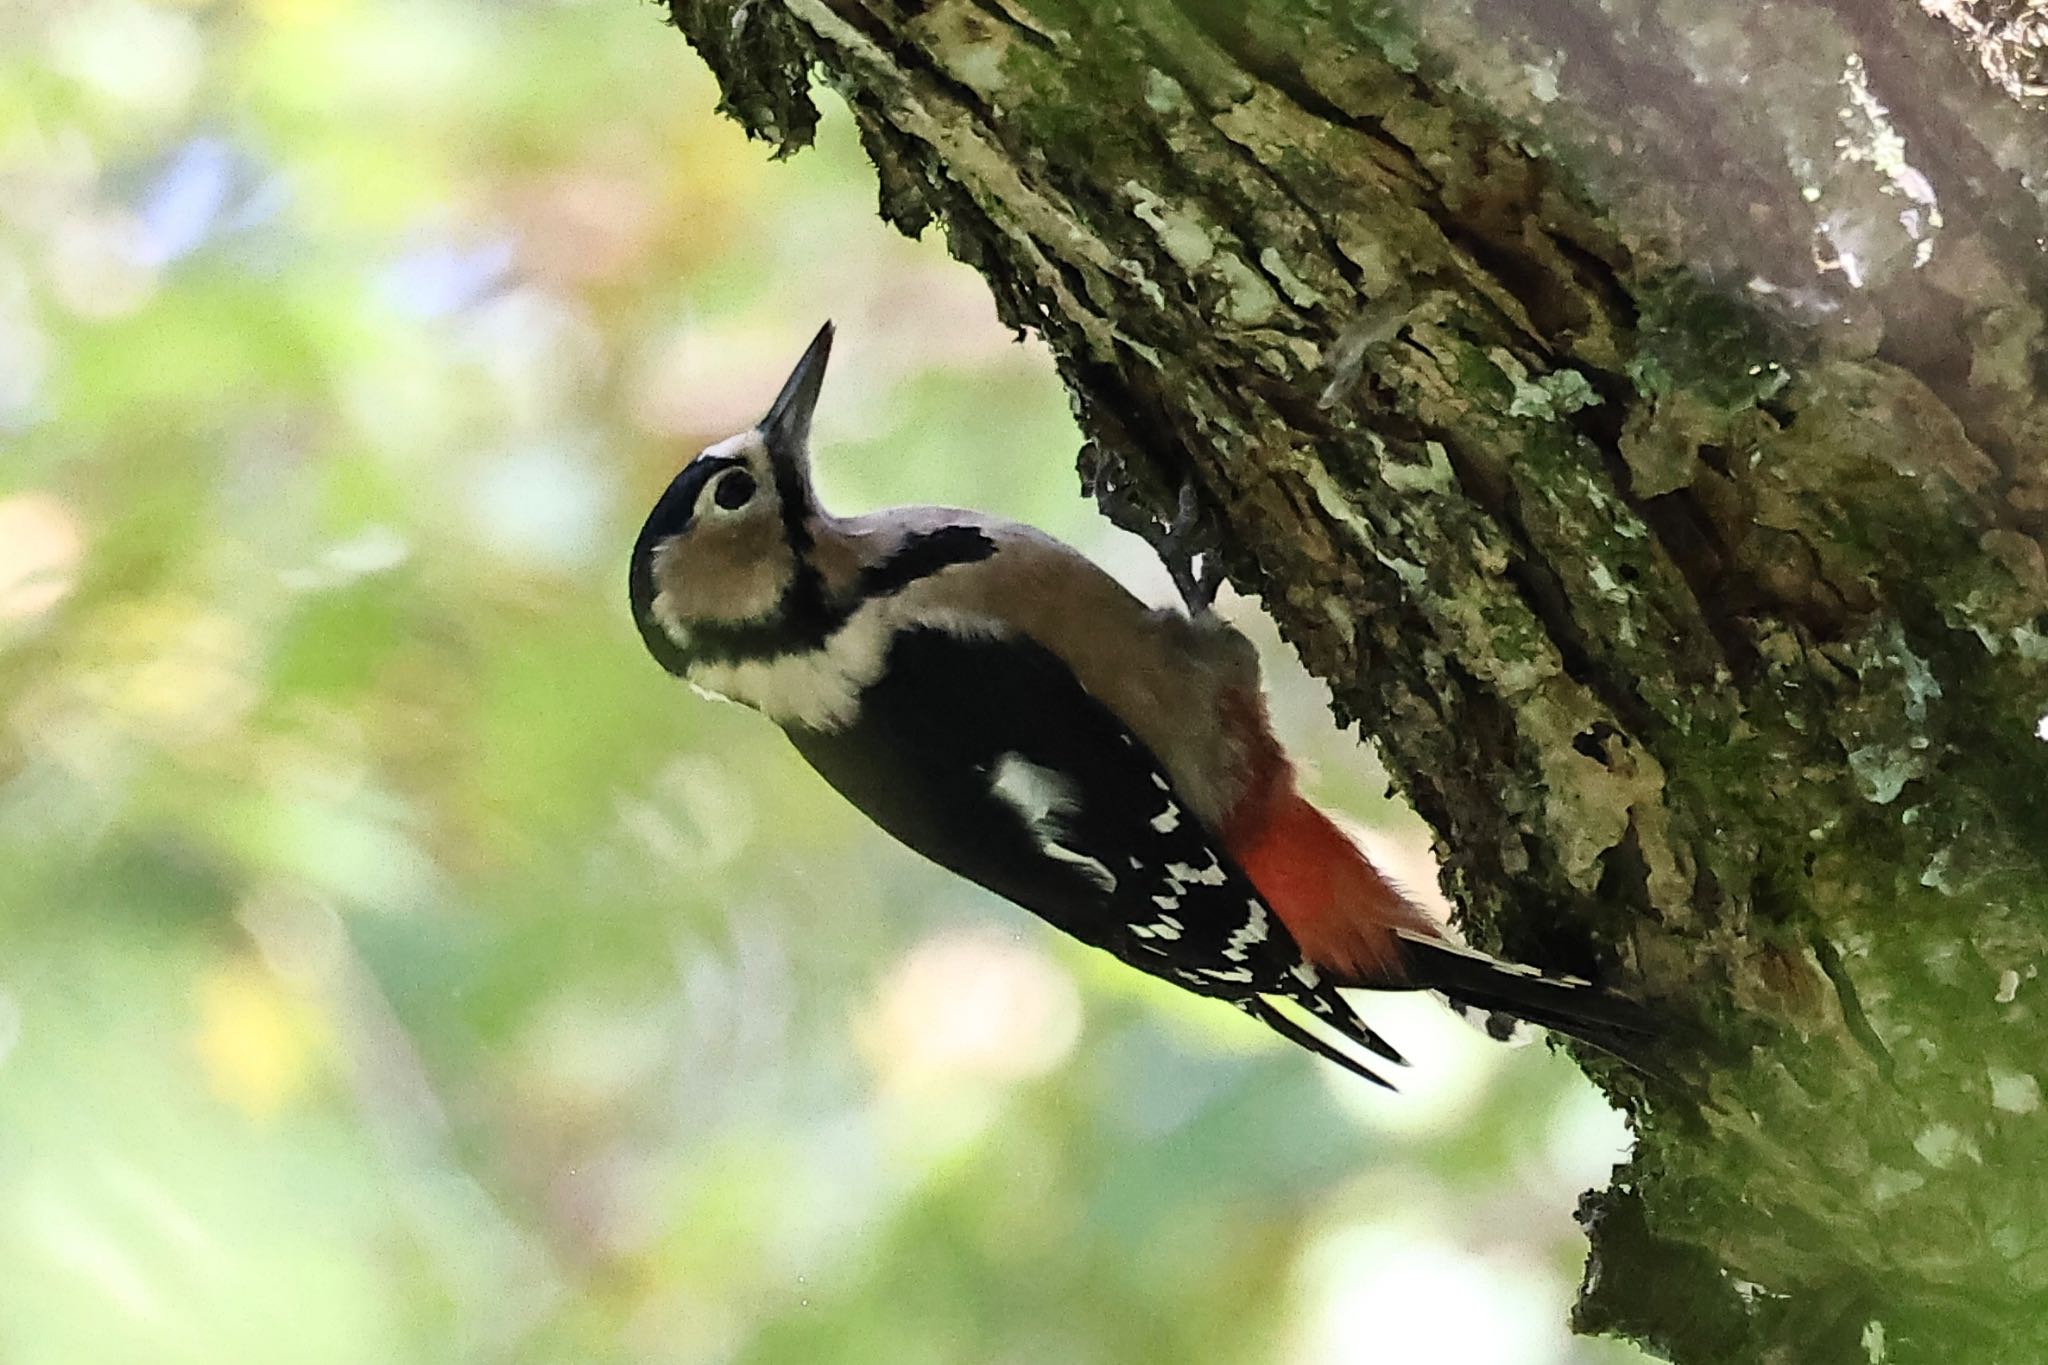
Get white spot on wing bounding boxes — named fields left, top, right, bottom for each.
left=1147, top=853, right=1231, bottom=922
left=1165, top=859, right=1227, bottom=887
left=1150, top=802, right=1181, bottom=833
left=1042, top=842, right=1121, bottom=894
left=991, top=751, right=1072, bottom=826
left=989, top=752, right=1117, bottom=894
left=1224, top=904, right=1270, bottom=962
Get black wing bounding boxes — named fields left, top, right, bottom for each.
left=786, top=625, right=1404, bottom=1083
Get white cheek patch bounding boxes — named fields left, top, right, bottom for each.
left=653, top=592, right=688, bottom=647
left=650, top=535, right=789, bottom=647
left=988, top=752, right=1119, bottom=895
left=649, top=540, right=693, bottom=647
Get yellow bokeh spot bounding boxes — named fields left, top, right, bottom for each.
left=244, top=0, right=356, bottom=28
left=191, top=961, right=317, bottom=1118
left=89, top=599, right=260, bottom=748
left=0, top=493, right=84, bottom=622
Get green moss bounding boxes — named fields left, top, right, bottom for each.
left=1628, top=272, right=1789, bottom=414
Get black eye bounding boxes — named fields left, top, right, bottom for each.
left=712, top=469, right=756, bottom=511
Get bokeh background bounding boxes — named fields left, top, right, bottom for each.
left=0, top=0, right=1653, bottom=1360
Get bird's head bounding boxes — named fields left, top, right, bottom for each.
left=629, top=321, right=834, bottom=674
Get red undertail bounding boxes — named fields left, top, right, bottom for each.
left=1215, top=691, right=1655, bottom=1055
left=1215, top=686, right=1440, bottom=985
left=1226, top=782, right=1442, bottom=984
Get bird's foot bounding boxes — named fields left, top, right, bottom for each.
left=1082, top=447, right=1223, bottom=615
left=1160, top=482, right=1224, bottom=615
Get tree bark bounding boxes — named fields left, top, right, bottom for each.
left=663, top=0, right=2048, bottom=1358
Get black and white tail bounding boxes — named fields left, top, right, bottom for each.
left=1393, top=929, right=1656, bottom=1061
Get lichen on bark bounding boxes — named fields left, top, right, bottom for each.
left=662, top=0, right=2048, bottom=1358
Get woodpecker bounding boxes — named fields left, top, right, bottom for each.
left=629, top=324, right=1649, bottom=1086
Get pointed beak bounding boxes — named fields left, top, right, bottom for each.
left=758, top=320, right=835, bottom=455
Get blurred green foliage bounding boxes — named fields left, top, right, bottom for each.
left=0, top=0, right=1651, bottom=1361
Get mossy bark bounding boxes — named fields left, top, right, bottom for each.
left=663, top=0, right=2048, bottom=1358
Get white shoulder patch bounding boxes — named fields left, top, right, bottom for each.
left=989, top=753, right=1118, bottom=895
left=990, top=752, right=1075, bottom=825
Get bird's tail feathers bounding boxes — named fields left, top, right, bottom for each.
left=1238, top=995, right=1405, bottom=1090
left=1392, top=929, right=1654, bottom=1062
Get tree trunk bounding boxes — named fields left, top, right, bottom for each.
left=662, top=0, right=2048, bottom=1358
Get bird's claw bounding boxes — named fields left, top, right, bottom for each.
left=1161, top=482, right=1224, bottom=614
left=1083, top=448, right=1223, bottom=615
